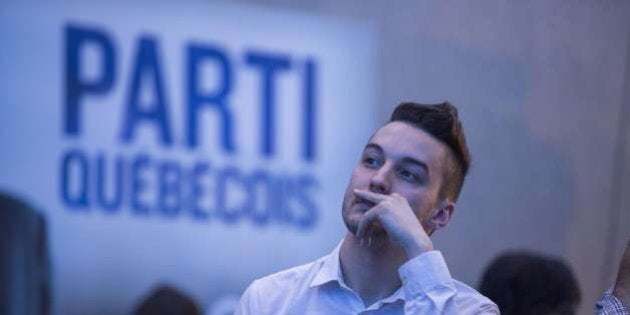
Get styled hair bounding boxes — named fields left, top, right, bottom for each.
left=389, top=102, right=471, bottom=201
left=478, top=251, right=581, bottom=315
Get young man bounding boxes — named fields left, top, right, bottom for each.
left=236, top=102, right=499, bottom=314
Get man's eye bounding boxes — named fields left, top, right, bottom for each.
left=399, top=170, right=419, bottom=182
left=363, top=157, right=380, bottom=167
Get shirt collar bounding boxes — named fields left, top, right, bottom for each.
left=307, top=241, right=405, bottom=305
left=309, top=241, right=344, bottom=288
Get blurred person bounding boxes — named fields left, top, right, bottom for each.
left=236, top=102, right=499, bottom=314
left=0, top=192, right=51, bottom=315
left=478, top=251, right=581, bottom=315
left=596, top=240, right=630, bottom=314
left=133, top=285, right=202, bottom=315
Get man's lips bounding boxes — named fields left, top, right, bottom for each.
left=351, top=195, right=385, bottom=234
left=353, top=197, right=376, bottom=209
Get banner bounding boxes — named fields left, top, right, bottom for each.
left=0, top=2, right=376, bottom=314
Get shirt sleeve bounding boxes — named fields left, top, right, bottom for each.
left=234, top=280, right=262, bottom=315
left=595, top=288, right=630, bottom=315
left=398, top=251, right=499, bottom=315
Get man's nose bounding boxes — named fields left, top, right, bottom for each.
left=369, top=163, right=392, bottom=194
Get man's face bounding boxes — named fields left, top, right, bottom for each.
left=341, top=121, right=449, bottom=237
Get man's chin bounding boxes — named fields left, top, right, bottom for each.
left=342, top=217, right=386, bottom=238
left=342, top=218, right=359, bottom=235
left=364, top=222, right=388, bottom=240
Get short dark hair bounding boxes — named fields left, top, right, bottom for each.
left=389, top=102, right=471, bottom=201
left=478, top=251, right=581, bottom=315
left=133, top=285, right=201, bottom=315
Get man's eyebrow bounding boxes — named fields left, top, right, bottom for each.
left=401, top=157, right=429, bottom=174
left=364, top=143, right=429, bottom=174
left=363, top=143, right=383, bottom=153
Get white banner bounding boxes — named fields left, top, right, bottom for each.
left=0, top=2, right=376, bottom=314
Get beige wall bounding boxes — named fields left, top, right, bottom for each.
left=230, top=1, right=630, bottom=314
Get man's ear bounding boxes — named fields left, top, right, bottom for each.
left=430, top=201, right=455, bottom=231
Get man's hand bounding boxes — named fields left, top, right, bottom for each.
left=354, top=189, right=433, bottom=259
left=613, top=240, right=630, bottom=307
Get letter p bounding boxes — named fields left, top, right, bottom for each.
left=64, top=24, right=116, bottom=136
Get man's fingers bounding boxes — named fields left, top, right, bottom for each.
left=356, top=207, right=380, bottom=239
left=353, top=189, right=388, bottom=203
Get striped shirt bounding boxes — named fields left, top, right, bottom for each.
left=595, top=288, right=629, bottom=315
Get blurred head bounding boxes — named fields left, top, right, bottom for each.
left=478, top=251, right=581, bottom=315
left=133, top=285, right=201, bottom=315
left=341, top=102, right=471, bottom=237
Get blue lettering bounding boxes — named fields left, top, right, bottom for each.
left=60, top=148, right=90, bottom=210
left=186, top=44, right=234, bottom=152
left=131, top=153, right=152, bottom=215
left=216, top=167, right=244, bottom=223
left=121, top=36, right=173, bottom=146
left=95, top=152, right=123, bottom=212
left=64, top=24, right=116, bottom=137
left=158, top=160, right=182, bottom=217
left=189, top=162, right=211, bottom=222
left=269, top=175, right=291, bottom=224
left=293, top=174, right=318, bottom=229
left=245, top=51, right=291, bottom=157
left=303, top=59, right=317, bottom=161
left=244, top=170, right=274, bottom=225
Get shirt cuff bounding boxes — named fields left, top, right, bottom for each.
left=398, top=250, right=454, bottom=296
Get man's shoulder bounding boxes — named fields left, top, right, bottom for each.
left=236, top=253, right=336, bottom=315
left=249, top=255, right=327, bottom=293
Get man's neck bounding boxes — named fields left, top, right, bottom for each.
left=339, top=232, right=408, bottom=308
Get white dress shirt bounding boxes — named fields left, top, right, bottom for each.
left=236, top=242, right=499, bottom=314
